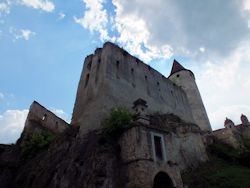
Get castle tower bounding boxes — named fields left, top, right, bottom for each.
left=72, top=43, right=195, bottom=134
left=168, top=60, right=212, bottom=132
left=224, top=118, right=235, bottom=128
left=241, top=114, right=249, bottom=125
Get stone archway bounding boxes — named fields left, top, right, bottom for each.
left=153, top=171, right=174, bottom=188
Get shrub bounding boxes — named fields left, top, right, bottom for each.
left=104, top=107, right=133, bottom=136
left=21, top=131, right=55, bottom=158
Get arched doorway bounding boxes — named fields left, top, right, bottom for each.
left=153, top=172, right=174, bottom=188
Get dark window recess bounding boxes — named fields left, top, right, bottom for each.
left=154, top=136, right=163, bottom=160
left=177, top=74, right=180, bottom=78
left=98, top=59, right=101, bottom=63
left=84, top=74, right=90, bottom=88
left=148, top=65, right=151, bottom=70
left=157, top=82, right=160, bottom=86
left=116, top=60, right=120, bottom=67
left=55, top=121, right=58, bottom=129
left=87, top=61, right=92, bottom=70
left=131, top=68, right=134, bottom=74
left=145, top=75, right=148, bottom=80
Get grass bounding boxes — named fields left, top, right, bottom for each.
left=182, top=139, right=250, bottom=188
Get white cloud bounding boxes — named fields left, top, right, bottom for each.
left=20, top=0, right=55, bottom=12
left=196, top=41, right=250, bottom=130
left=244, top=0, right=250, bottom=10
left=58, top=12, right=65, bottom=20
left=50, top=108, right=69, bottom=123
left=0, top=109, right=28, bottom=144
left=10, top=28, right=36, bottom=41
left=76, top=0, right=250, bottom=62
left=20, top=29, right=36, bottom=40
left=0, top=92, right=4, bottom=100
left=199, top=47, right=205, bottom=53
left=0, top=2, right=10, bottom=14
left=74, top=0, right=109, bottom=41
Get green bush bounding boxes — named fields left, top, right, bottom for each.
left=21, top=131, right=55, bottom=157
left=104, top=107, right=133, bottom=136
left=207, top=139, right=240, bottom=162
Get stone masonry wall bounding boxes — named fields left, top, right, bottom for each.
left=118, top=124, right=208, bottom=188
left=169, top=70, right=211, bottom=132
left=22, top=101, right=69, bottom=139
left=72, top=42, right=195, bottom=134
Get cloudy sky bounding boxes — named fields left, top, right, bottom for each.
left=1, top=0, right=250, bottom=144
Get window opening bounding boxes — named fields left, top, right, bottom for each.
left=87, top=61, right=92, bottom=70
left=42, top=114, right=47, bottom=121
left=154, top=136, right=163, bottom=160
left=84, top=74, right=90, bottom=88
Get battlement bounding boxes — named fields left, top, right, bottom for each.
left=72, top=42, right=195, bottom=134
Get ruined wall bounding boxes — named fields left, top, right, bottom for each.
left=169, top=70, right=212, bottom=132
left=212, top=125, right=250, bottom=149
left=72, top=42, right=195, bottom=134
left=118, top=124, right=208, bottom=188
left=23, top=101, right=69, bottom=139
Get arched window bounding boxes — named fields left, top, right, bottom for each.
left=153, top=172, right=174, bottom=188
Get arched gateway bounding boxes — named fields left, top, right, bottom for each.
left=153, top=172, right=174, bottom=188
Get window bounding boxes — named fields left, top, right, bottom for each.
left=151, top=132, right=166, bottom=161
left=84, top=74, right=90, bottom=88
left=87, top=61, right=92, bottom=70
left=42, top=114, right=47, bottom=121
left=116, top=60, right=120, bottom=67
left=154, top=136, right=163, bottom=160
left=131, top=68, right=134, bottom=74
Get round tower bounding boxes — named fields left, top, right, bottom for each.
left=168, top=60, right=212, bottom=132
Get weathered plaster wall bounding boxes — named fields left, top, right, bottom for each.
left=23, top=101, right=69, bottom=139
left=169, top=70, right=212, bottom=132
left=118, top=124, right=208, bottom=188
left=72, top=42, right=195, bottom=134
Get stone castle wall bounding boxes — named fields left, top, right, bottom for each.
left=118, top=123, right=208, bottom=188
left=72, top=42, right=195, bottom=134
left=22, top=101, right=69, bottom=139
left=169, top=70, right=211, bottom=132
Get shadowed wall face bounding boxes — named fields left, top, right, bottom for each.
left=169, top=70, right=212, bottom=132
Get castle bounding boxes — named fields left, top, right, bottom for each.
left=71, top=42, right=211, bottom=134
left=1, top=42, right=248, bottom=188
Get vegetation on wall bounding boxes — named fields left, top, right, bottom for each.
left=182, top=139, right=250, bottom=188
left=21, top=131, right=55, bottom=158
left=104, top=107, right=133, bottom=136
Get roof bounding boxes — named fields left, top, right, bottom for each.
left=170, top=60, right=186, bottom=75
left=168, top=59, right=194, bottom=78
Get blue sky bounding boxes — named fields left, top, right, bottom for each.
left=1, top=0, right=250, bottom=143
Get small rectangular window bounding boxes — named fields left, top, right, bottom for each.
left=154, top=136, right=163, bottom=160
left=151, top=132, right=166, bottom=161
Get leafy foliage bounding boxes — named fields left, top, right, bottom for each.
left=104, top=107, right=133, bottom=136
left=21, top=131, right=55, bottom=158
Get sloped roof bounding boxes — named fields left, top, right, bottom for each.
left=170, top=59, right=186, bottom=75
left=168, top=59, right=194, bottom=78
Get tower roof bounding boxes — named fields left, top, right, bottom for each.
left=170, top=60, right=186, bottom=75
left=168, top=59, right=194, bottom=78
